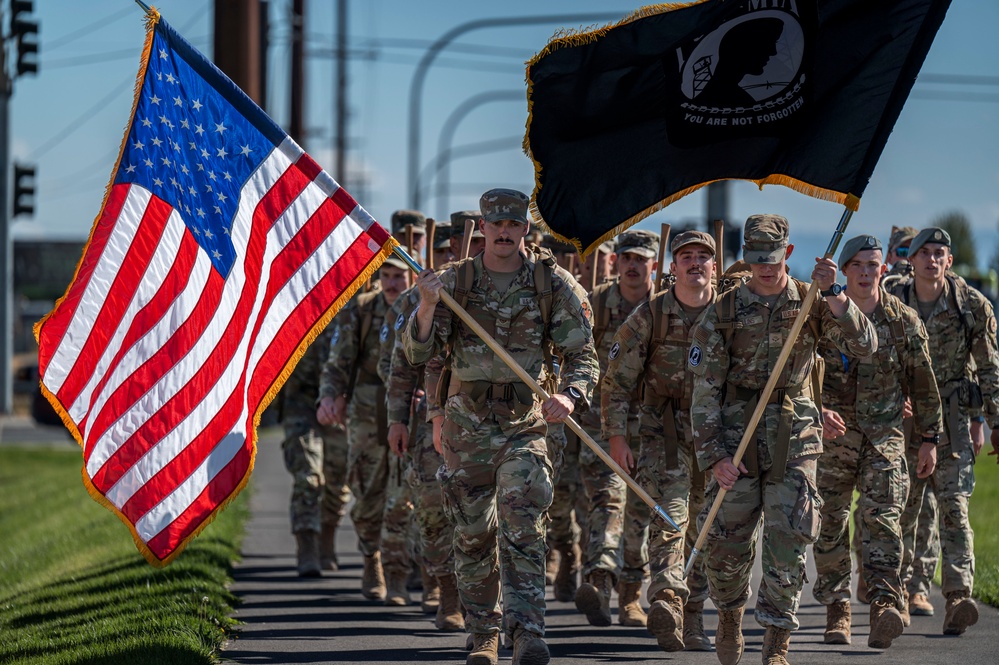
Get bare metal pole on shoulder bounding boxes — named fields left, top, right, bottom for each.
left=684, top=206, right=855, bottom=577
left=392, top=244, right=682, bottom=533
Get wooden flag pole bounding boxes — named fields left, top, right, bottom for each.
left=393, top=245, right=682, bottom=533
left=405, top=223, right=415, bottom=256
left=684, top=207, right=855, bottom=577
left=426, top=218, right=436, bottom=271
left=713, top=218, right=725, bottom=287
left=460, top=219, right=474, bottom=259
left=658, top=223, right=671, bottom=291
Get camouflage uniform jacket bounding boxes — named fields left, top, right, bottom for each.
left=403, top=251, right=599, bottom=410
left=601, top=288, right=709, bottom=440
left=320, top=290, right=389, bottom=401
left=380, top=286, right=423, bottom=426
left=818, top=289, right=942, bottom=460
left=689, top=278, right=877, bottom=472
left=283, top=326, right=331, bottom=417
left=889, top=276, right=999, bottom=434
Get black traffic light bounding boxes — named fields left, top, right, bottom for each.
left=13, top=163, right=36, bottom=218
left=11, top=0, right=39, bottom=76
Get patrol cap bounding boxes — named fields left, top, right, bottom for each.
left=888, top=225, right=918, bottom=254
left=432, top=222, right=452, bottom=249
left=838, top=234, right=883, bottom=269
left=908, top=226, right=951, bottom=257
left=380, top=254, right=410, bottom=271
left=450, top=210, right=484, bottom=238
left=670, top=230, right=716, bottom=256
left=742, top=214, right=789, bottom=264
left=613, top=229, right=659, bottom=258
left=480, top=188, right=530, bottom=225
left=541, top=233, right=576, bottom=254
left=391, top=209, right=427, bottom=235
left=596, top=240, right=615, bottom=254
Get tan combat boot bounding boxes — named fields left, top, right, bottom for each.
left=942, top=592, right=979, bottom=635
left=715, top=607, right=745, bottom=665
left=899, top=591, right=911, bottom=628
left=869, top=598, right=904, bottom=649
left=466, top=632, right=500, bottom=665
left=435, top=573, right=465, bottom=631
left=823, top=600, right=851, bottom=645
left=574, top=569, right=613, bottom=626
left=553, top=546, right=579, bottom=603
left=617, top=580, right=647, bottom=627
left=420, top=567, right=440, bottom=613
left=318, top=522, right=339, bottom=571
left=683, top=600, right=713, bottom=651
left=909, top=592, right=934, bottom=616
left=545, top=548, right=559, bottom=585
left=512, top=627, right=551, bottom=665
left=647, top=589, right=684, bottom=651
left=384, top=569, right=411, bottom=606
left=294, top=530, right=321, bottom=578
left=361, top=551, right=386, bottom=600
left=761, top=626, right=791, bottom=665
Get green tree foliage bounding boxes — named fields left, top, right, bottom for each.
left=933, top=210, right=977, bottom=270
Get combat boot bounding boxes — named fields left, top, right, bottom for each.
left=647, top=589, right=684, bottom=651
left=823, top=600, right=851, bottom=645
left=715, top=607, right=745, bottom=665
left=318, top=522, right=339, bottom=571
left=909, top=592, right=934, bottom=616
left=361, top=551, right=386, bottom=600
left=294, top=530, right=321, bottom=578
left=942, top=592, right=979, bottom=635
left=868, top=598, right=904, bottom=649
left=512, top=627, right=550, bottom=665
left=553, top=546, right=579, bottom=603
left=420, top=567, right=440, bottom=613
left=545, top=548, right=559, bottom=585
left=466, top=632, right=500, bottom=665
left=617, top=580, right=647, bottom=627
left=435, top=574, right=465, bottom=631
left=761, top=626, right=791, bottom=665
left=856, top=571, right=870, bottom=604
left=384, top=569, right=411, bottom=606
left=574, top=569, right=613, bottom=626
left=899, top=592, right=911, bottom=628
left=683, top=600, right=713, bottom=651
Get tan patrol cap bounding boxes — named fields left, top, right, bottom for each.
left=888, top=225, right=918, bottom=254
left=479, top=188, right=530, bottom=224
left=450, top=210, right=484, bottom=238
left=432, top=222, right=452, bottom=249
left=615, top=229, right=660, bottom=258
left=391, top=209, right=427, bottom=235
left=743, top=214, right=789, bottom=264
left=670, top=230, right=716, bottom=256
left=380, top=255, right=409, bottom=271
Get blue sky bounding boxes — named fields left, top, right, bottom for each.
left=11, top=0, right=999, bottom=275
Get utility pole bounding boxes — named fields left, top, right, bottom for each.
left=334, top=0, right=347, bottom=185
left=213, top=0, right=264, bottom=106
left=289, top=0, right=304, bottom=143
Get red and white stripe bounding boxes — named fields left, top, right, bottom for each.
left=38, top=137, right=388, bottom=561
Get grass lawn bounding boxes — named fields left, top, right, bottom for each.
left=970, top=453, right=999, bottom=606
left=0, top=446, right=249, bottom=665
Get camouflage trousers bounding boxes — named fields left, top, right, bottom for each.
left=439, top=395, right=553, bottom=638
left=346, top=385, right=392, bottom=557
left=901, top=443, right=975, bottom=598
left=547, top=426, right=589, bottom=557
left=382, top=449, right=415, bottom=575
left=700, top=454, right=821, bottom=631
left=812, top=428, right=908, bottom=609
left=281, top=414, right=350, bottom=534
left=578, top=414, right=627, bottom=580
left=407, top=406, right=454, bottom=577
left=907, top=487, right=941, bottom=596
left=621, top=485, right=651, bottom=585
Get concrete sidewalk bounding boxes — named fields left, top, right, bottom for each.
left=223, top=427, right=997, bottom=665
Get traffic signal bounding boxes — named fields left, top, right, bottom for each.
left=10, top=0, right=39, bottom=76
left=13, top=163, right=36, bottom=218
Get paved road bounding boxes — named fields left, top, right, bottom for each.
left=219, top=427, right=997, bottom=665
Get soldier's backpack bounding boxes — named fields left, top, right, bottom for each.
left=344, top=290, right=380, bottom=401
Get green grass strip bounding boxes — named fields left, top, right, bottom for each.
left=969, top=453, right=999, bottom=606
left=0, top=446, right=249, bottom=665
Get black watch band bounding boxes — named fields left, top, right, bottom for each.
left=820, top=283, right=843, bottom=298
left=564, top=386, right=582, bottom=404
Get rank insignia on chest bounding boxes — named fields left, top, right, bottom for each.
left=609, top=341, right=621, bottom=360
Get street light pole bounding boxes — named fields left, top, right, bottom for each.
left=406, top=11, right=621, bottom=210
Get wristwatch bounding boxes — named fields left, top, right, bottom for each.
left=820, top=283, right=843, bottom=298
left=564, top=386, right=582, bottom=405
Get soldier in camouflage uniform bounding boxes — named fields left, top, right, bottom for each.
left=689, top=214, right=877, bottom=665
left=887, top=226, right=999, bottom=636
left=812, top=234, right=942, bottom=650
left=279, top=324, right=351, bottom=577
left=318, top=252, right=411, bottom=601
left=602, top=230, right=717, bottom=652
left=405, top=188, right=599, bottom=665
left=570, top=230, right=658, bottom=628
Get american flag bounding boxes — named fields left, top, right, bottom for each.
left=35, top=12, right=395, bottom=566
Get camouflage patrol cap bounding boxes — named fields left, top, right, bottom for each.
left=888, top=225, right=918, bottom=253
left=391, top=209, right=427, bottom=235
left=450, top=210, right=484, bottom=238
left=596, top=240, right=615, bottom=254
left=479, top=188, right=530, bottom=224
left=908, top=226, right=951, bottom=257
left=743, top=214, right=789, bottom=264
left=432, top=222, right=452, bottom=249
left=541, top=233, right=576, bottom=254
left=615, top=229, right=660, bottom=258
left=380, top=254, right=410, bottom=271
left=670, top=230, right=716, bottom=256
left=838, top=234, right=883, bottom=269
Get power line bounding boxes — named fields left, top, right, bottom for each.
left=44, top=6, right=136, bottom=51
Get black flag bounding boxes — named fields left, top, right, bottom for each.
left=524, top=0, right=952, bottom=255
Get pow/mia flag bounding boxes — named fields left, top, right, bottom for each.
left=524, top=0, right=951, bottom=256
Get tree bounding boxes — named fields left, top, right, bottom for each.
left=933, top=210, right=977, bottom=272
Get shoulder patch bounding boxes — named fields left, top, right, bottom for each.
left=688, top=344, right=702, bottom=367
left=379, top=324, right=389, bottom=343
left=609, top=341, right=621, bottom=360
left=581, top=300, right=592, bottom=322
left=395, top=312, right=406, bottom=330
left=989, top=316, right=997, bottom=335
left=329, top=326, right=340, bottom=347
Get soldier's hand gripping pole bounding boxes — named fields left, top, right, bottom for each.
left=684, top=207, right=855, bottom=578
left=393, top=245, right=682, bottom=534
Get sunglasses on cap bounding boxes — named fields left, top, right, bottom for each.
left=895, top=246, right=909, bottom=258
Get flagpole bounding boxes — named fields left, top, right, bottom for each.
left=684, top=206, right=855, bottom=577
left=658, top=223, right=671, bottom=291
left=391, top=245, right=683, bottom=533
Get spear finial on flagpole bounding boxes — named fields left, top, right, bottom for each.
left=134, top=0, right=153, bottom=13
